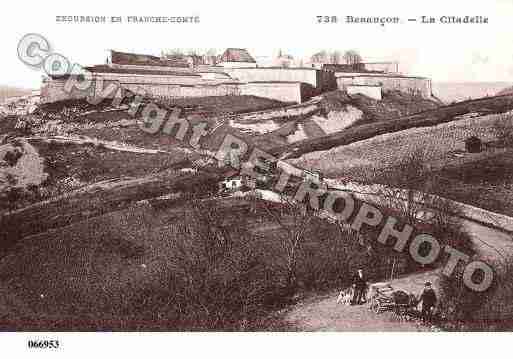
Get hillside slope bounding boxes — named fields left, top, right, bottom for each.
left=228, top=90, right=440, bottom=150
left=273, top=93, right=513, bottom=159
left=497, top=86, right=513, bottom=96
left=0, top=86, right=33, bottom=102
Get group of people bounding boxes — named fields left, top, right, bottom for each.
left=348, top=269, right=438, bottom=322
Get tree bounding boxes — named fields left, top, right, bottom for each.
left=310, top=50, right=328, bottom=64
left=255, top=195, right=319, bottom=291
left=164, top=48, right=186, bottom=57
left=205, top=48, right=218, bottom=57
left=331, top=50, right=342, bottom=64
left=168, top=198, right=279, bottom=329
left=276, top=50, right=294, bottom=68
left=311, top=49, right=360, bottom=65
left=376, top=149, right=430, bottom=223
left=186, top=48, right=200, bottom=56
left=5, top=186, right=23, bottom=212
left=4, top=148, right=23, bottom=167
left=374, top=148, right=470, bottom=249
left=493, top=113, right=513, bottom=147
left=343, top=50, right=363, bottom=65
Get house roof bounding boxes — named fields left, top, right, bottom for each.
left=223, top=169, right=241, bottom=179
left=110, top=50, right=190, bottom=68
left=220, top=48, right=256, bottom=63
left=335, top=73, right=428, bottom=80
left=321, top=63, right=369, bottom=72
left=84, top=65, right=199, bottom=77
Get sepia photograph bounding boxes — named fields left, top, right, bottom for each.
left=1, top=0, right=513, bottom=356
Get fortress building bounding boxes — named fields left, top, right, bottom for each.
left=330, top=62, right=432, bottom=100
left=41, top=49, right=433, bottom=104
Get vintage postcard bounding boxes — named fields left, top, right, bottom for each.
left=1, top=0, right=513, bottom=356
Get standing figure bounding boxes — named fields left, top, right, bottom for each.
left=419, top=282, right=437, bottom=322
left=351, top=269, right=367, bottom=305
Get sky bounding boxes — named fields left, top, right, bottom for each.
left=1, top=0, right=513, bottom=89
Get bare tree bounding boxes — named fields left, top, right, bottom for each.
left=493, top=113, right=513, bottom=147
left=311, top=49, right=361, bottom=65
left=343, top=50, right=363, bottom=65
left=205, top=48, right=218, bottom=56
left=186, top=48, right=200, bottom=56
left=331, top=50, right=342, bottom=64
left=255, top=195, right=319, bottom=291
left=164, top=48, right=186, bottom=57
left=310, top=50, right=329, bottom=64
left=169, top=198, right=260, bottom=328
left=276, top=51, right=294, bottom=68
left=375, top=148, right=469, bottom=247
left=376, top=149, right=430, bottom=223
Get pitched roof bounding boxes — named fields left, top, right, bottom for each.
left=110, top=50, right=190, bottom=68
left=84, top=65, right=199, bottom=77
left=220, top=48, right=256, bottom=63
left=321, top=63, right=368, bottom=72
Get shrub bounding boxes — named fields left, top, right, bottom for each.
left=4, top=148, right=23, bottom=167
left=493, top=114, right=513, bottom=147
left=164, top=199, right=286, bottom=329
left=437, top=256, right=493, bottom=329
left=3, top=187, right=24, bottom=212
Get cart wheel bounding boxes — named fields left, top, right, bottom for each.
left=371, top=303, right=380, bottom=314
left=369, top=299, right=375, bottom=311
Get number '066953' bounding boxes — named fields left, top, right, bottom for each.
left=28, top=340, right=60, bottom=349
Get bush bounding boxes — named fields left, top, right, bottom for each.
left=0, top=216, right=23, bottom=256
left=163, top=199, right=287, bottom=329
left=494, top=114, right=513, bottom=147
left=2, top=187, right=24, bottom=212
left=437, top=257, right=493, bottom=329
left=4, top=148, right=23, bottom=166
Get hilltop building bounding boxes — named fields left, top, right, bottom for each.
left=331, top=61, right=432, bottom=100
left=40, top=48, right=433, bottom=105
left=42, top=49, right=334, bottom=104
left=218, top=48, right=257, bottom=68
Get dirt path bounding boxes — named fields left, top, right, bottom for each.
left=283, top=271, right=439, bottom=332
left=25, top=135, right=173, bottom=154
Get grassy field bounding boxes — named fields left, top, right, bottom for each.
left=291, top=111, right=506, bottom=175
left=274, top=93, right=513, bottom=158
left=0, top=188, right=436, bottom=330
left=0, top=199, right=322, bottom=330
left=426, top=149, right=513, bottom=216
left=3, top=91, right=444, bottom=162
left=225, top=90, right=441, bottom=150
left=291, top=111, right=513, bottom=216
left=0, top=168, right=224, bottom=243
left=155, top=95, right=287, bottom=116
left=34, top=141, right=188, bottom=185
left=4, top=90, right=512, bottom=330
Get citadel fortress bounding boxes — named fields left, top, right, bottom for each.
left=41, top=48, right=433, bottom=104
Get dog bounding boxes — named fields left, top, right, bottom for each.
left=337, top=287, right=353, bottom=305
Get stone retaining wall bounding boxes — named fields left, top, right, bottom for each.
left=337, top=74, right=432, bottom=98
left=41, top=75, right=306, bottom=104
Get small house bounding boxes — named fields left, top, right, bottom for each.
left=219, top=172, right=245, bottom=192
left=303, top=169, right=323, bottom=184
left=465, top=136, right=482, bottom=153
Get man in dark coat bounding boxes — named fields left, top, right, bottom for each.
left=419, top=282, right=437, bottom=322
left=351, top=269, right=367, bottom=305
